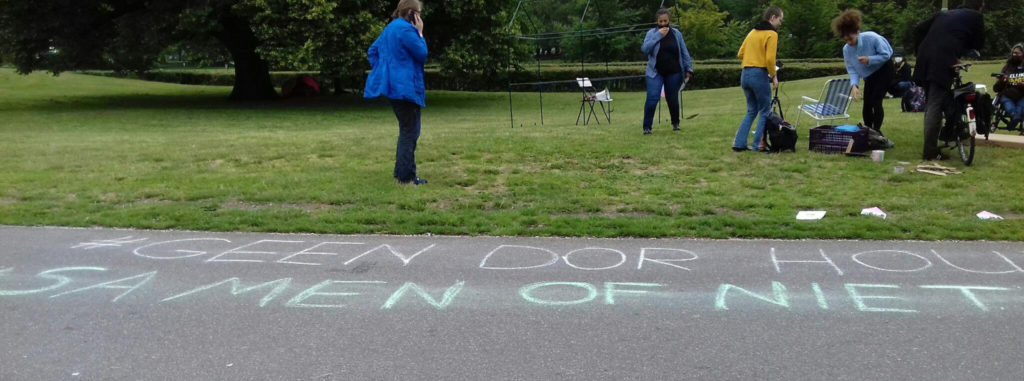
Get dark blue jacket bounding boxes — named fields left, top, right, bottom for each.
left=913, top=8, right=984, bottom=88
left=364, top=18, right=428, bottom=107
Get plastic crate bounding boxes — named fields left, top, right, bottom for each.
left=808, top=125, right=870, bottom=154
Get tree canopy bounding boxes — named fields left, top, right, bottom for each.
left=1, top=0, right=1022, bottom=99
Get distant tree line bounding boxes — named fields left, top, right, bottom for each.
left=0, top=0, right=1020, bottom=99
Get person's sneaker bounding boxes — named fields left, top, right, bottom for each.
left=398, top=178, right=428, bottom=185
left=731, top=146, right=750, bottom=152
left=922, top=152, right=949, bottom=161
left=643, top=129, right=652, bottom=135
left=672, top=125, right=680, bottom=131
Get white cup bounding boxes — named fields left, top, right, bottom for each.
left=871, top=150, right=885, bottom=162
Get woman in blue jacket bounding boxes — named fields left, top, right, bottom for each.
left=364, top=0, right=428, bottom=185
left=832, top=10, right=894, bottom=132
left=640, top=8, right=694, bottom=135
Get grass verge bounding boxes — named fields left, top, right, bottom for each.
left=0, top=65, right=1021, bottom=240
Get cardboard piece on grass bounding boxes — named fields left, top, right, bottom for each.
left=977, top=211, right=1004, bottom=220
left=860, top=207, right=887, bottom=219
left=796, top=211, right=827, bottom=220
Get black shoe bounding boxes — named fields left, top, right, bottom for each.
left=398, top=178, right=428, bottom=185
left=922, top=153, right=949, bottom=161
left=731, top=146, right=750, bottom=152
left=643, top=129, right=652, bottom=135
left=672, top=125, right=680, bottom=131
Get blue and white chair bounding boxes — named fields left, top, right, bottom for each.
left=796, top=78, right=854, bottom=128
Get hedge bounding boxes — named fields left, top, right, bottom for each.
left=79, top=62, right=851, bottom=93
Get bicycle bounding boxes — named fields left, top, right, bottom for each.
left=939, top=63, right=980, bottom=165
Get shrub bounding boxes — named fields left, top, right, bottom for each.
left=80, top=61, right=853, bottom=93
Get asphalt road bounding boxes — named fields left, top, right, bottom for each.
left=2, top=226, right=1024, bottom=380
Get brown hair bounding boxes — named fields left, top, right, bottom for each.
left=763, top=6, right=783, bottom=22
left=831, top=9, right=862, bottom=38
left=392, top=0, right=422, bottom=20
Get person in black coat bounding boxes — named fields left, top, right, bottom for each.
left=913, top=0, right=985, bottom=160
left=887, top=55, right=913, bottom=98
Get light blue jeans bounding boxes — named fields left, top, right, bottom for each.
left=733, top=67, right=772, bottom=149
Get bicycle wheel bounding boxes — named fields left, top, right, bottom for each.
left=955, top=116, right=976, bottom=165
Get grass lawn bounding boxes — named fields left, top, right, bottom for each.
left=0, top=65, right=1022, bottom=240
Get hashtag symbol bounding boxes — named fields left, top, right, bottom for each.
left=72, top=236, right=149, bottom=250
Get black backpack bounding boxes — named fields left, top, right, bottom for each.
left=975, top=92, right=993, bottom=135
left=763, top=88, right=797, bottom=153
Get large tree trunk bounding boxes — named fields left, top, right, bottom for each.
left=214, top=13, right=278, bottom=101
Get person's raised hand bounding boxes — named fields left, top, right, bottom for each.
left=658, top=27, right=669, bottom=37
left=414, top=13, right=424, bottom=37
left=858, top=56, right=869, bottom=65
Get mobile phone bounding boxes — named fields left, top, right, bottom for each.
left=404, top=12, right=417, bottom=23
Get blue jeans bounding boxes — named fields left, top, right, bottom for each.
left=734, top=67, right=772, bottom=149
left=642, top=72, right=684, bottom=130
left=1000, top=96, right=1024, bottom=123
left=889, top=81, right=913, bottom=98
left=390, top=99, right=421, bottom=182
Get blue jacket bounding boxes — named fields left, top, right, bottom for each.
left=641, top=28, right=693, bottom=79
left=364, top=18, right=428, bottom=107
left=842, top=31, right=893, bottom=86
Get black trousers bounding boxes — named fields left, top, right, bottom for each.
left=923, top=82, right=952, bottom=160
left=862, top=60, right=894, bottom=131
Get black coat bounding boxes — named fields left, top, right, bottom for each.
left=912, top=8, right=985, bottom=88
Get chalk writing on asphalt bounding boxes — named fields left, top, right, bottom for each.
left=0, top=235, right=1020, bottom=314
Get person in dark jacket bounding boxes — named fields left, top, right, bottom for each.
left=913, top=0, right=985, bottom=160
left=640, top=8, right=694, bottom=135
left=888, top=55, right=913, bottom=98
left=994, top=44, right=1024, bottom=130
left=364, top=0, right=429, bottom=185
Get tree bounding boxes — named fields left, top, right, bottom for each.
left=671, top=0, right=729, bottom=59
left=775, top=0, right=840, bottom=58
left=242, top=0, right=386, bottom=94
left=980, top=0, right=1024, bottom=57
left=429, top=0, right=530, bottom=88
left=0, top=0, right=278, bottom=100
left=716, top=0, right=769, bottom=23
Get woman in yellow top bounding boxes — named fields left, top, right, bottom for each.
left=732, top=6, right=784, bottom=152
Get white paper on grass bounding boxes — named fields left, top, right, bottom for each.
left=977, top=211, right=1004, bottom=220
left=860, top=207, right=887, bottom=219
left=796, top=211, right=827, bottom=220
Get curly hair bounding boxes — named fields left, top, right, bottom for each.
left=831, top=9, right=862, bottom=38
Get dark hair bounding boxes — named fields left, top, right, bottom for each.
left=655, top=7, right=670, bottom=20
left=831, top=9, right=861, bottom=38
left=763, top=6, right=783, bottom=21
left=961, top=0, right=983, bottom=10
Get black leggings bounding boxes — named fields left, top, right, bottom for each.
left=863, top=60, right=895, bottom=131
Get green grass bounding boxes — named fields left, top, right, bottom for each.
left=1, top=66, right=1022, bottom=240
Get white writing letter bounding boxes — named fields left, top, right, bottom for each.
left=480, top=245, right=559, bottom=270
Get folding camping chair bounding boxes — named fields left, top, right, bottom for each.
left=594, top=88, right=613, bottom=123
left=576, top=77, right=611, bottom=125
left=795, top=78, right=854, bottom=128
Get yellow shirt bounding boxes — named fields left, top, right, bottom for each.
left=737, top=29, right=779, bottom=77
